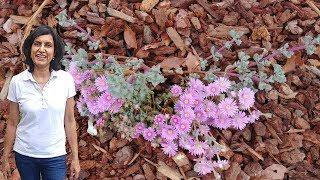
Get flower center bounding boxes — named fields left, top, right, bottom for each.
left=168, top=129, right=173, bottom=134
left=184, top=99, right=189, bottom=104
left=147, top=132, right=152, bottom=136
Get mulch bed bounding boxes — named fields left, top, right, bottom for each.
left=1, top=0, right=320, bottom=179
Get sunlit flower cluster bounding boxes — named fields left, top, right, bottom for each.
left=134, top=77, right=261, bottom=175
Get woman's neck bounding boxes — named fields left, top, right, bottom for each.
left=32, top=67, right=50, bottom=80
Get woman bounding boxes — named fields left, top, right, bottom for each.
left=1, top=25, right=80, bottom=180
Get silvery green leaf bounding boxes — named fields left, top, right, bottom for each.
left=229, top=29, right=238, bottom=38
left=87, top=119, right=97, bottom=136
left=267, top=75, right=275, bottom=83
left=125, top=58, right=144, bottom=70
left=303, top=35, right=313, bottom=45
left=94, top=53, right=103, bottom=61
left=61, top=58, right=70, bottom=69
left=272, top=64, right=286, bottom=83
left=210, top=46, right=216, bottom=57
left=175, top=67, right=183, bottom=74
left=189, top=73, right=200, bottom=79
left=57, top=1, right=67, bottom=8
left=282, top=50, right=294, bottom=58
left=259, top=71, right=268, bottom=81
left=258, top=82, right=272, bottom=91
left=253, top=53, right=262, bottom=62
left=65, top=42, right=73, bottom=55
left=224, top=41, right=232, bottom=49
left=73, top=48, right=88, bottom=62
left=88, top=40, right=100, bottom=50
left=306, top=45, right=316, bottom=55
left=55, top=10, right=76, bottom=27
left=238, top=51, right=250, bottom=61
left=146, top=66, right=166, bottom=87
left=77, top=32, right=88, bottom=41
left=235, top=39, right=242, bottom=46
left=199, top=58, right=208, bottom=70
left=204, top=71, right=217, bottom=82
left=314, top=35, right=320, bottom=45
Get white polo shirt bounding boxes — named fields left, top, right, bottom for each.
left=7, top=69, right=76, bottom=158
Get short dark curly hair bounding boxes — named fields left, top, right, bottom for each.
left=22, top=25, right=65, bottom=72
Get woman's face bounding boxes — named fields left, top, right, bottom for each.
left=30, top=34, right=55, bottom=70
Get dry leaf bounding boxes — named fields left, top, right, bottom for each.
left=124, top=25, right=138, bottom=49
left=283, top=51, right=303, bottom=73
left=140, top=0, right=159, bottom=12
left=166, top=27, right=186, bottom=54
left=185, top=52, right=200, bottom=72
left=80, top=160, right=96, bottom=170
left=307, top=59, right=320, bottom=67
left=157, top=161, right=183, bottom=180
left=251, top=26, right=271, bottom=41
left=262, top=164, right=287, bottom=180
left=172, top=152, right=190, bottom=167
left=160, top=57, right=184, bottom=70
left=107, top=7, right=137, bottom=23
left=9, top=15, right=30, bottom=24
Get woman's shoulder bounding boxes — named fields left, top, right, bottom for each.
left=56, top=70, right=73, bottom=80
left=11, top=69, right=30, bottom=83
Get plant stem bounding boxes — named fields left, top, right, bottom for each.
left=73, top=24, right=96, bottom=42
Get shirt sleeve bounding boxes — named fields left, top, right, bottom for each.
left=67, top=72, right=76, bottom=98
left=7, top=76, right=18, bottom=102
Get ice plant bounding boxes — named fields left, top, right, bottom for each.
left=136, top=77, right=260, bottom=175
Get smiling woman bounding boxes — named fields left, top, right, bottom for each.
left=1, top=25, right=81, bottom=180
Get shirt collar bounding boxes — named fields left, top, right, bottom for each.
left=23, top=69, right=58, bottom=82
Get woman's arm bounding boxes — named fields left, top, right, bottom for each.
left=1, top=101, right=19, bottom=178
left=64, top=97, right=80, bottom=179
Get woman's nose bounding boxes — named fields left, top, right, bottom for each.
left=38, top=44, right=45, bottom=52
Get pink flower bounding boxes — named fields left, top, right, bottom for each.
left=194, top=109, right=208, bottom=122
left=95, top=75, right=109, bottom=92
left=180, top=108, right=195, bottom=122
left=81, top=86, right=97, bottom=101
left=142, top=127, right=156, bottom=141
left=204, top=100, right=217, bottom=118
left=188, top=78, right=205, bottom=92
left=238, top=87, right=255, bottom=109
left=179, top=135, right=195, bottom=151
left=232, top=111, right=249, bottom=130
left=170, top=85, right=183, bottom=97
left=86, top=100, right=100, bottom=115
left=191, top=141, right=209, bottom=156
left=213, top=115, right=232, bottom=129
left=194, top=159, right=213, bottom=175
left=206, top=82, right=220, bottom=97
left=160, top=125, right=178, bottom=141
left=96, top=117, right=105, bottom=127
left=174, top=101, right=183, bottom=112
left=134, top=122, right=146, bottom=134
left=176, top=120, right=191, bottom=135
left=109, top=98, right=124, bottom=114
left=179, top=93, right=195, bottom=108
left=154, top=114, right=166, bottom=126
left=213, top=160, right=229, bottom=169
left=199, top=125, right=210, bottom=135
left=96, top=91, right=114, bottom=112
left=161, top=141, right=178, bottom=157
left=170, top=115, right=182, bottom=125
left=215, top=77, right=231, bottom=93
left=192, top=96, right=204, bottom=107
left=218, top=97, right=238, bottom=117
left=248, top=110, right=261, bottom=123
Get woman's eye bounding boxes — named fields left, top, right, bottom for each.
left=46, top=44, right=52, bottom=48
left=33, top=42, right=41, bottom=46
